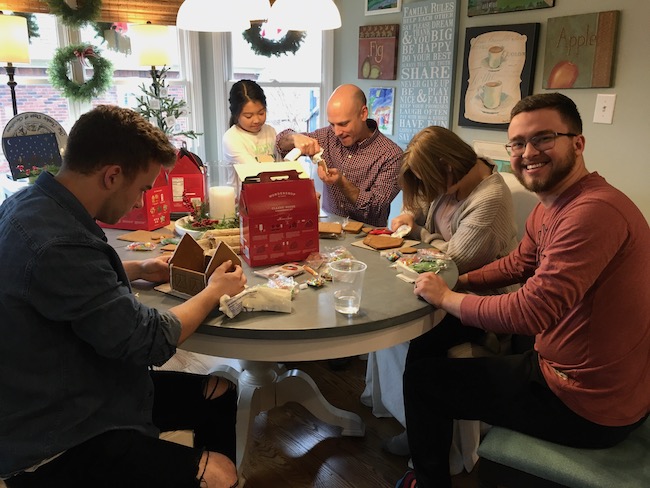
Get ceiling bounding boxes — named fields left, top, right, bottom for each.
left=0, top=0, right=184, bottom=25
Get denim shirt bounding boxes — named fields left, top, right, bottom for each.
left=0, top=172, right=181, bottom=477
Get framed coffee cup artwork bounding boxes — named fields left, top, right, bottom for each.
left=458, top=23, right=540, bottom=130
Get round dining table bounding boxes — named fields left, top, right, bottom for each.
left=107, top=221, right=457, bottom=470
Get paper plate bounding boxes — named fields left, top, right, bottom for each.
left=2, top=112, right=68, bottom=160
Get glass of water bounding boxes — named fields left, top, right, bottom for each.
left=329, top=259, right=367, bottom=315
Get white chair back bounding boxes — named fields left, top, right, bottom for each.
left=500, top=172, right=538, bottom=240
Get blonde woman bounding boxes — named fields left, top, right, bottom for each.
left=362, top=126, right=518, bottom=469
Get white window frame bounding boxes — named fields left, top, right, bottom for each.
left=210, top=30, right=334, bottom=161
left=10, top=16, right=204, bottom=154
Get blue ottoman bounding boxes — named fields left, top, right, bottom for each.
left=477, top=417, right=650, bottom=488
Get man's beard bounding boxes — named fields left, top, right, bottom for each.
left=514, top=150, right=576, bottom=193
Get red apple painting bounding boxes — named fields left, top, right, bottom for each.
left=542, top=11, right=618, bottom=89
left=547, top=61, right=579, bottom=88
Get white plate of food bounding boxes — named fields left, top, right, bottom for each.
left=174, top=216, right=207, bottom=239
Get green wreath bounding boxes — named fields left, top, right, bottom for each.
left=242, top=23, right=306, bottom=58
left=45, top=0, right=102, bottom=28
left=49, top=44, right=113, bottom=102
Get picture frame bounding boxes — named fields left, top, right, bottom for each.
left=368, top=87, right=395, bottom=135
left=365, top=0, right=402, bottom=16
left=468, top=0, right=553, bottom=17
left=542, top=11, right=619, bottom=89
left=358, top=24, right=400, bottom=80
left=458, top=23, right=540, bottom=130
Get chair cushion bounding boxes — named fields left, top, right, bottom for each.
left=477, top=418, right=650, bottom=488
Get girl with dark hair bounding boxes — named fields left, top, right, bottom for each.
left=222, top=80, right=277, bottom=195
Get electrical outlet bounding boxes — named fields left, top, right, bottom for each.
left=593, top=94, right=616, bottom=124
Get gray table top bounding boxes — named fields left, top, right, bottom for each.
left=106, top=224, right=457, bottom=343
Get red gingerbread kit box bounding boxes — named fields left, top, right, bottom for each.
left=169, top=147, right=207, bottom=217
left=239, top=170, right=319, bottom=267
left=98, top=168, right=171, bottom=231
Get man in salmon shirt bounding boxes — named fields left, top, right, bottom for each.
left=396, top=92, right=650, bottom=488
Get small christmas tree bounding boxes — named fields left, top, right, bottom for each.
left=134, top=65, right=200, bottom=140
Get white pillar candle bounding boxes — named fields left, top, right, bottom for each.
left=209, top=186, right=236, bottom=220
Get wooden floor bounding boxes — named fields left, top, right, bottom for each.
left=238, top=357, right=480, bottom=488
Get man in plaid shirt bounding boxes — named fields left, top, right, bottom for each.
left=277, top=84, right=403, bottom=227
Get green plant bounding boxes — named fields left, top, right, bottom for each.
left=178, top=191, right=239, bottom=231
left=15, top=164, right=60, bottom=183
left=134, top=65, right=200, bottom=140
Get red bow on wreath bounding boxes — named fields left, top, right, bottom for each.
left=73, top=46, right=97, bottom=67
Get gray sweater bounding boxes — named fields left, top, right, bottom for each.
left=411, top=170, right=518, bottom=277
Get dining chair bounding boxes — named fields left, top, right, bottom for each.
left=477, top=416, right=650, bottom=487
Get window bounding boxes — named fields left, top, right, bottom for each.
left=1, top=13, right=201, bottom=175
left=207, top=27, right=332, bottom=188
left=228, top=27, right=332, bottom=136
left=79, top=22, right=199, bottom=147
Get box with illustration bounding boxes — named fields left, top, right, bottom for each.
left=239, top=170, right=319, bottom=267
left=169, top=147, right=207, bottom=217
left=98, top=168, right=171, bottom=231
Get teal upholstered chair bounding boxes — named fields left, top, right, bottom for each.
left=477, top=416, right=650, bottom=488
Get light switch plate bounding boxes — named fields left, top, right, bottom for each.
left=593, top=94, right=616, bottom=124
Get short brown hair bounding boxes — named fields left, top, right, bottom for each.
left=511, top=92, right=583, bottom=134
left=63, top=105, right=177, bottom=180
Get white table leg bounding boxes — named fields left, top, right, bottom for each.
left=275, top=369, right=365, bottom=436
left=234, top=360, right=276, bottom=470
left=232, top=360, right=366, bottom=471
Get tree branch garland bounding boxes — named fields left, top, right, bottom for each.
left=49, top=44, right=113, bottom=102
left=91, top=22, right=131, bottom=54
left=45, top=0, right=102, bottom=28
left=242, top=23, right=306, bottom=58
left=12, top=13, right=40, bottom=41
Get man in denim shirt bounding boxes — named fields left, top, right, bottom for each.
left=0, top=106, right=246, bottom=488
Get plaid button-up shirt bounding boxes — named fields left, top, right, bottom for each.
left=277, top=120, right=403, bottom=227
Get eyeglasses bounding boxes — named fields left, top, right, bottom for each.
left=505, top=131, right=578, bottom=157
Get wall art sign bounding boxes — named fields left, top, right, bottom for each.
left=468, top=0, right=553, bottom=17
left=458, top=23, right=539, bottom=130
left=358, top=24, right=399, bottom=80
left=542, top=11, right=619, bottom=89
left=395, top=0, right=459, bottom=146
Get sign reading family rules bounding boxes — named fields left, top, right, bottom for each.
left=396, top=0, right=459, bottom=146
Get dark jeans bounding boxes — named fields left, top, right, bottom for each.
left=403, top=315, right=646, bottom=488
left=6, top=370, right=237, bottom=488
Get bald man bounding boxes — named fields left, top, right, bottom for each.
left=277, top=84, right=402, bottom=227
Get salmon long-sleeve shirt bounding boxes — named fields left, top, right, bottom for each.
left=461, top=173, right=650, bottom=427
